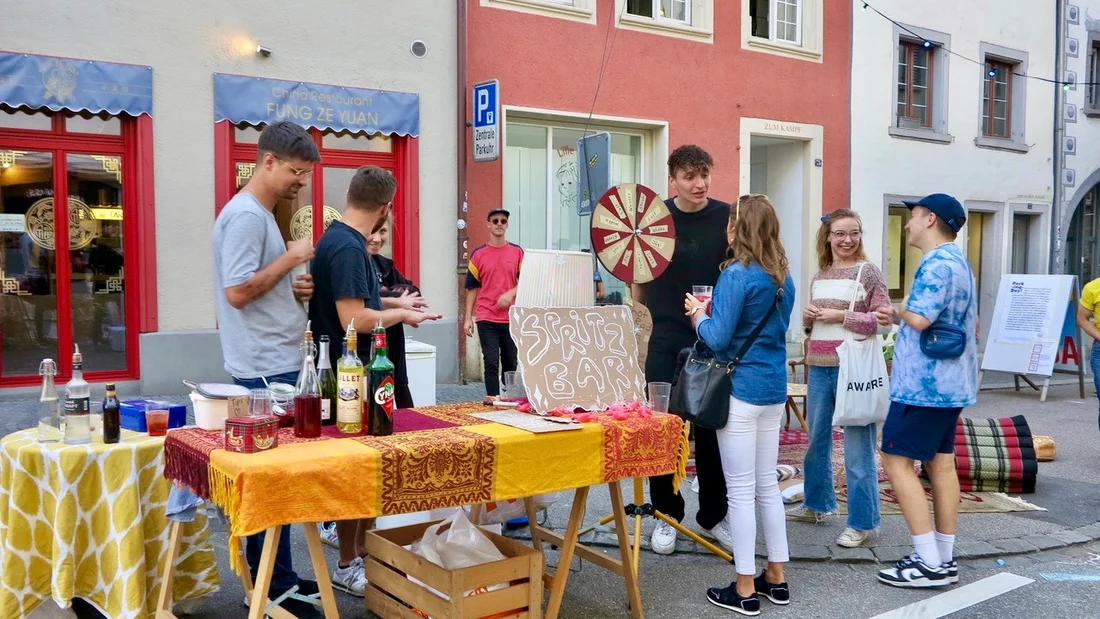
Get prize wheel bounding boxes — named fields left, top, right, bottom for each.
left=590, top=183, right=676, bottom=284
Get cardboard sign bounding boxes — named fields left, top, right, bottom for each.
left=509, top=305, right=646, bottom=414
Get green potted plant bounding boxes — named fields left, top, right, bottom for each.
left=882, top=331, right=897, bottom=374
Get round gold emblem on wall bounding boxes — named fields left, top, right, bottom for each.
left=24, top=198, right=99, bottom=250
left=289, top=206, right=342, bottom=241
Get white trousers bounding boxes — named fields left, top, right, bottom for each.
left=716, top=395, right=790, bottom=576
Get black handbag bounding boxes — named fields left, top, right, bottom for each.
left=670, top=290, right=782, bottom=430
left=918, top=271, right=975, bottom=360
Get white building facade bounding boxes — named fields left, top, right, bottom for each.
left=851, top=1, right=1056, bottom=345
left=0, top=1, right=459, bottom=394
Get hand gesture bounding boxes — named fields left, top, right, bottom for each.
left=803, top=304, right=820, bottom=322
left=395, top=289, right=429, bottom=311
left=292, top=274, right=314, bottom=303
left=683, top=293, right=707, bottom=317
left=496, top=290, right=516, bottom=310
left=464, top=318, right=475, bottom=338
left=286, top=238, right=314, bottom=265
left=874, top=305, right=898, bottom=327
left=405, top=311, right=443, bottom=328
left=817, top=308, right=846, bottom=324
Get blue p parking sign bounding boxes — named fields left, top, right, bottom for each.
left=473, top=80, right=499, bottom=162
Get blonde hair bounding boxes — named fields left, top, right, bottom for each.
left=816, top=208, right=867, bottom=270
left=721, top=194, right=789, bottom=286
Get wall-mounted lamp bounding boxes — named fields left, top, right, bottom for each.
left=255, top=44, right=272, bottom=58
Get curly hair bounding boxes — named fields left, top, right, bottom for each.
left=721, top=194, right=789, bottom=286
left=667, top=144, right=714, bottom=178
left=816, top=208, right=867, bottom=269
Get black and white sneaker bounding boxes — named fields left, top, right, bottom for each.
left=706, top=583, right=761, bottom=616
left=753, top=572, right=790, bottom=605
left=941, top=560, right=959, bottom=584
left=877, top=554, right=951, bottom=588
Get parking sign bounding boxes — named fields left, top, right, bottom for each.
left=472, top=80, right=499, bottom=162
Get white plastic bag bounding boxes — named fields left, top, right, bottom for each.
left=472, top=493, right=561, bottom=525
left=832, top=264, right=890, bottom=427
left=411, top=510, right=506, bottom=570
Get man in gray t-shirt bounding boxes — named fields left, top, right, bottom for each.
left=210, top=121, right=321, bottom=617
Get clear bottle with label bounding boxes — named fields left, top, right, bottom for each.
left=38, top=359, right=62, bottom=443
left=317, top=336, right=337, bottom=426
left=337, top=322, right=364, bottom=433
left=63, top=345, right=91, bottom=445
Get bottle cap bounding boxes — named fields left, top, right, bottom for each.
left=320, top=335, right=330, bottom=342
left=106, top=383, right=115, bottom=390
left=72, top=343, right=82, bottom=364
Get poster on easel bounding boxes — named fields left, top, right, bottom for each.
left=980, top=274, right=1085, bottom=401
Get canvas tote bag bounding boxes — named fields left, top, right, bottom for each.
left=832, top=263, right=890, bottom=427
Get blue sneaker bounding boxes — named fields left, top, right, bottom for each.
left=318, top=521, right=339, bottom=548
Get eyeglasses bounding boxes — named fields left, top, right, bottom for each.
left=489, top=218, right=508, bottom=225
left=830, top=230, right=863, bottom=240
left=274, top=156, right=314, bottom=179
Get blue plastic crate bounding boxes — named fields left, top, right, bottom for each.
left=120, top=399, right=187, bottom=432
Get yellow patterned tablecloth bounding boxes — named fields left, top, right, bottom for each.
left=0, top=429, right=219, bottom=619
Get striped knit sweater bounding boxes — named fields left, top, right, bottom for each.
left=804, top=263, right=892, bottom=367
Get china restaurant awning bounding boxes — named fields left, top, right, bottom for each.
left=213, top=72, right=419, bottom=138
left=0, top=51, right=153, bottom=116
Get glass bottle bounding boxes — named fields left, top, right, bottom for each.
left=37, top=359, right=62, bottom=443
left=317, top=336, right=338, bottom=426
left=294, top=348, right=322, bottom=438
left=102, top=383, right=120, bottom=444
left=63, top=344, right=91, bottom=445
left=367, top=319, right=395, bottom=436
left=336, top=321, right=364, bottom=433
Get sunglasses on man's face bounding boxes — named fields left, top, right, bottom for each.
left=490, top=218, right=508, bottom=225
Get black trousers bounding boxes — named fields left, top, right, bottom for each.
left=477, top=320, right=518, bottom=397
left=647, top=347, right=728, bottom=529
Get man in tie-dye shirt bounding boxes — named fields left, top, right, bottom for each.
left=873, top=193, right=977, bottom=590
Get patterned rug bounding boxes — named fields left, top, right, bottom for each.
left=776, top=430, right=1044, bottom=515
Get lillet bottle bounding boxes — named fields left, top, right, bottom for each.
left=337, top=320, right=364, bottom=433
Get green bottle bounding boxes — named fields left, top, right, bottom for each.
left=367, top=319, right=395, bottom=436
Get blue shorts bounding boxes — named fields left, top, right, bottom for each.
left=880, top=401, right=962, bottom=462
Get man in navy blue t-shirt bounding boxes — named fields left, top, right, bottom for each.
left=308, top=166, right=441, bottom=596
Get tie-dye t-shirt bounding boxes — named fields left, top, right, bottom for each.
left=890, top=243, right=978, bottom=408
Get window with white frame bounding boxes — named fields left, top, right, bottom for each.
left=481, top=0, right=595, bottom=24
left=504, top=122, right=644, bottom=303
left=616, top=0, right=713, bottom=42
left=749, top=0, right=800, bottom=45
left=1089, top=37, right=1100, bottom=114
left=741, top=0, right=821, bottom=60
left=627, top=0, right=690, bottom=23
left=976, top=43, right=1028, bottom=152
left=890, top=25, right=951, bottom=143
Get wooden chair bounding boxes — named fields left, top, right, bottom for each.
left=785, top=338, right=809, bottom=431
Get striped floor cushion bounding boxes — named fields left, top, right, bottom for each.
left=953, top=415, right=1038, bottom=494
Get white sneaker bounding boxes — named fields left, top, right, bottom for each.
left=331, top=557, right=368, bottom=597
left=836, top=527, right=874, bottom=548
left=650, top=521, right=677, bottom=555
left=691, top=477, right=700, bottom=493
left=700, top=517, right=734, bottom=553
left=785, top=506, right=826, bottom=524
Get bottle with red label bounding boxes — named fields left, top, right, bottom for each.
left=367, top=319, right=395, bottom=436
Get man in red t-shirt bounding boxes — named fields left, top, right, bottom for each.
left=464, top=208, right=524, bottom=403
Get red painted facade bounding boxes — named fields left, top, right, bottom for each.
left=464, top=0, right=852, bottom=250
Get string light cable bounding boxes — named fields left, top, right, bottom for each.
left=860, top=0, right=1085, bottom=89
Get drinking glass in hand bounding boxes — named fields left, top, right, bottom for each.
left=692, top=285, right=713, bottom=304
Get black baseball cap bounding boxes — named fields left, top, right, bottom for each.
left=902, top=193, right=966, bottom=232
left=487, top=208, right=510, bottom=220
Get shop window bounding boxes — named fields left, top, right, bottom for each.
left=0, top=107, right=148, bottom=386
left=884, top=205, right=924, bottom=301
left=504, top=121, right=643, bottom=303
left=216, top=122, right=414, bottom=280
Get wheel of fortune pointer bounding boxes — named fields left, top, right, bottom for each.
left=589, top=183, right=676, bottom=284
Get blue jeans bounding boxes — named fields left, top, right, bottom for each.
left=233, top=371, right=300, bottom=594
left=1092, top=343, right=1100, bottom=431
left=803, top=365, right=881, bottom=531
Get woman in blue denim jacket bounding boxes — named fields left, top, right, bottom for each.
left=686, top=194, right=795, bottom=616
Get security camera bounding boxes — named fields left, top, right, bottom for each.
left=255, top=45, right=272, bottom=58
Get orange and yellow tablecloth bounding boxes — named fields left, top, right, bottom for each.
left=164, top=403, right=687, bottom=573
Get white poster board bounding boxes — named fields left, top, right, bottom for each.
left=981, top=275, right=1077, bottom=378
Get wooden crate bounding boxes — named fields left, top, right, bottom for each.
left=364, top=520, right=544, bottom=619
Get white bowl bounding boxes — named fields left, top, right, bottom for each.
left=190, top=391, right=229, bottom=431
